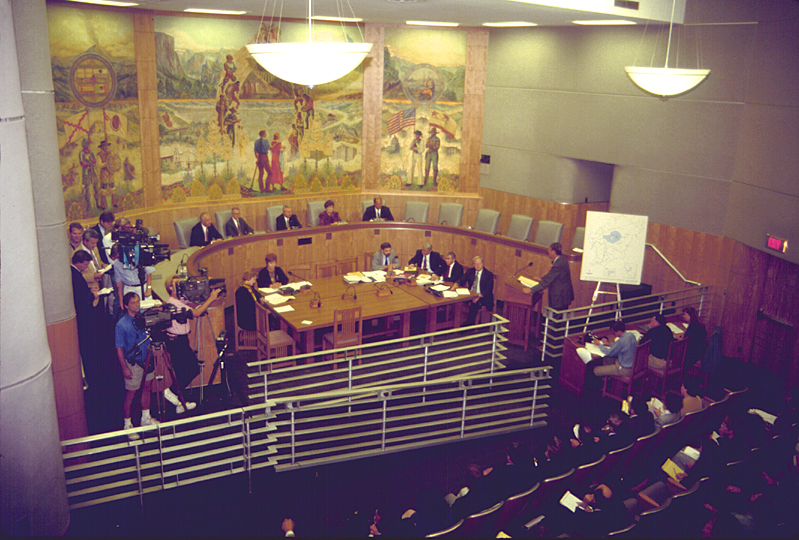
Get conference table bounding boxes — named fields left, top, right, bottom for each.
left=261, top=273, right=478, bottom=353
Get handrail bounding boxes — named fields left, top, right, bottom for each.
left=646, top=243, right=701, bottom=286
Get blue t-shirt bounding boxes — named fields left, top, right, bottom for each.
left=599, top=331, right=638, bottom=369
left=115, top=313, right=150, bottom=365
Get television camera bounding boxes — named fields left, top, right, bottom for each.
left=176, top=267, right=227, bottom=303
left=112, top=219, right=170, bottom=268
left=134, top=302, right=194, bottom=341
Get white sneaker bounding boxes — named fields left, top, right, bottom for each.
left=175, top=401, right=197, bottom=414
left=141, top=415, right=160, bottom=427
left=163, top=388, right=181, bottom=406
left=124, top=420, right=140, bottom=441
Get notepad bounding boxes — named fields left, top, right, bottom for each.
left=274, top=305, right=294, bottom=313
left=455, top=288, right=471, bottom=295
left=518, top=276, right=539, bottom=288
left=441, top=291, right=458, bottom=298
left=559, top=491, right=582, bottom=513
left=301, top=320, right=312, bottom=325
left=264, top=294, right=293, bottom=305
left=667, top=322, right=685, bottom=335
left=258, top=287, right=278, bottom=294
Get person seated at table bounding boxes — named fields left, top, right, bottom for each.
left=362, top=196, right=394, bottom=221
left=641, top=313, right=674, bottom=369
left=452, top=256, right=495, bottom=327
left=318, top=199, right=342, bottom=226
left=680, top=306, right=707, bottom=370
left=372, top=242, right=399, bottom=271
left=236, top=271, right=266, bottom=331
left=257, top=253, right=289, bottom=288
left=275, top=205, right=301, bottom=231
left=440, top=251, right=464, bottom=283
left=408, top=242, right=445, bottom=276
left=591, top=320, right=639, bottom=378
left=190, top=211, right=223, bottom=247
left=225, top=206, right=254, bottom=237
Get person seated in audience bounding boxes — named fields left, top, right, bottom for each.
left=571, top=483, right=631, bottom=538
left=318, top=199, right=341, bottom=226
left=591, top=320, right=638, bottom=379
left=397, top=489, right=450, bottom=537
left=625, top=398, right=656, bottom=439
left=189, top=211, right=223, bottom=247
left=440, top=251, right=464, bottom=283
left=486, top=441, right=538, bottom=502
left=408, top=242, right=445, bottom=276
left=448, top=463, right=495, bottom=520
left=281, top=518, right=295, bottom=537
left=110, top=243, right=155, bottom=310
left=642, top=313, right=675, bottom=369
left=650, top=390, right=683, bottom=428
left=568, top=420, right=603, bottom=465
left=275, top=205, right=301, bottom=231
left=257, top=253, right=289, bottom=288
left=68, top=221, right=84, bottom=251
left=225, top=206, right=254, bottom=236
left=598, top=411, right=635, bottom=452
left=371, top=242, right=399, bottom=272
left=362, top=196, right=394, bottom=221
left=453, top=255, right=495, bottom=327
left=680, top=306, right=707, bottom=370
left=681, top=378, right=704, bottom=415
left=538, top=434, right=574, bottom=478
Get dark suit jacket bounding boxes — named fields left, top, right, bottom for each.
left=440, top=261, right=464, bottom=283
left=90, top=224, right=110, bottom=264
left=530, top=256, right=574, bottom=311
left=225, top=216, right=254, bottom=237
left=362, top=205, right=394, bottom=221
left=408, top=249, right=446, bottom=275
left=257, top=266, right=289, bottom=288
left=235, top=285, right=259, bottom=331
left=189, top=222, right=223, bottom=247
left=71, top=265, right=97, bottom=329
left=275, top=214, right=302, bottom=231
left=457, top=267, right=495, bottom=310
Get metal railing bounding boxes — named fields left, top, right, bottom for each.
left=246, top=315, right=510, bottom=403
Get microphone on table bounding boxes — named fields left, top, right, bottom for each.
left=341, top=285, right=357, bottom=301
left=310, top=290, right=321, bottom=308
left=511, top=261, right=533, bottom=279
left=288, top=270, right=307, bottom=281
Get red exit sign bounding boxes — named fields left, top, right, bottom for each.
left=766, top=234, right=788, bottom=253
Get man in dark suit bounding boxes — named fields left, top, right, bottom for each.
left=440, top=251, right=464, bottom=283
left=275, top=205, right=302, bottom=231
left=454, top=255, right=494, bottom=326
left=224, top=207, right=254, bottom=237
left=362, top=196, right=394, bottom=221
left=528, top=242, right=574, bottom=311
left=71, top=250, right=101, bottom=388
left=190, top=212, right=223, bottom=247
left=408, top=242, right=445, bottom=275
left=90, top=211, right=115, bottom=264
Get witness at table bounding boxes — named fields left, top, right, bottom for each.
left=257, top=253, right=289, bottom=288
left=408, top=242, right=445, bottom=275
left=642, top=313, right=674, bottom=369
left=440, top=251, right=464, bottom=283
left=236, top=271, right=265, bottom=331
left=680, top=306, right=707, bottom=370
left=591, top=320, right=638, bottom=378
left=318, top=199, right=341, bottom=226
left=453, top=255, right=495, bottom=327
left=372, top=242, right=399, bottom=271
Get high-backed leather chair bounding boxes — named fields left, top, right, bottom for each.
left=173, top=216, right=199, bottom=249
left=437, top=202, right=464, bottom=226
left=473, top=209, right=500, bottom=234
left=404, top=201, right=429, bottom=223
left=266, top=205, right=283, bottom=232
left=307, top=200, right=327, bottom=227
left=361, top=199, right=372, bottom=220
left=533, top=220, right=564, bottom=246
left=215, top=209, right=232, bottom=237
left=571, top=226, right=586, bottom=251
left=506, top=214, right=534, bottom=241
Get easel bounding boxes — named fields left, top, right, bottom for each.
left=583, top=282, right=622, bottom=333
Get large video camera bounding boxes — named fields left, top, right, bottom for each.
left=134, top=302, right=194, bottom=340
left=112, top=219, right=171, bottom=268
left=176, top=267, right=227, bottom=303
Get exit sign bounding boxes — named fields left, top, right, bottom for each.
left=766, top=234, right=788, bottom=253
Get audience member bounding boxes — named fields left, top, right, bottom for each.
left=681, top=306, right=707, bottom=370
left=91, top=211, right=115, bottom=264
left=680, top=379, right=704, bottom=415
left=275, top=205, right=301, bottom=231
left=453, top=255, right=494, bottom=327
left=408, top=242, right=445, bottom=275
left=225, top=207, right=254, bottom=236
left=362, top=196, right=394, bottom=221
left=68, top=222, right=84, bottom=251
left=642, top=313, right=675, bottom=369
left=448, top=463, right=494, bottom=520
left=281, top=517, right=295, bottom=537
left=591, top=320, right=638, bottom=379
left=440, top=251, right=464, bottom=283
left=527, top=242, right=574, bottom=312
left=651, top=390, right=683, bottom=428
left=571, top=483, right=630, bottom=537
left=75, top=228, right=110, bottom=285
left=190, top=212, right=223, bottom=247
left=318, top=199, right=341, bottom=226
left=371, top=242, right=399, bottom=272
left=257, top=253, right=289, bottom=288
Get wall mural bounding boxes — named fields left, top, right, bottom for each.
left=48, top=6, right=144, bottom=221
left=155, top=16, right=364, bottom=205
left=381, top=28, right=466, bottom=193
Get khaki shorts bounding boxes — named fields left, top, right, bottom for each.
left=125, top=362, right=155, bottom=391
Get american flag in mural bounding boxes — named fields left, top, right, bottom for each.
left=387, top=107, right=416, bottom=135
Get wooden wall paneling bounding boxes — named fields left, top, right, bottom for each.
left=48, top=318, right=89, bottom=441
left=133, top=11, right=161, bottom=209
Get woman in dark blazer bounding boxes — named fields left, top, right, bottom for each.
left=257, top=253, right=289, bottom=288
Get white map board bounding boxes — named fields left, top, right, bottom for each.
left=580, top=211, right=648, bottom=285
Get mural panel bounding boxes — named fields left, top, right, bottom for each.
left=381, top=29, right=466, bottom=193
left=48, top=6, right=144, bottom=220
left=155, top=16, right=364, bottom=204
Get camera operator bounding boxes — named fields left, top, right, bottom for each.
left=115, top=292, right=158, bottom=439
left=163, top=275, right=220, bottom=413
left=111, top=242, right=155, bottom=311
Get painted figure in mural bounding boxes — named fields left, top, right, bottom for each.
left=224, top=107, right=241, bottom=148
left=79, top=138, right=97, bottom=210
left=97, top=140, right=116, bottom=210
left=270, top=133, right=284, bottom=190
left=215, top=93, right=228, bottom=134
left=293, top=88, right=304, bottom=115
left=295, top=111, right=305, bottom=140
left=221, top=54, right=237, bottom=88
left=288, top=124, right=300, bottom=158
left=420, top=74, right=436, bottom=101
left=424, top=127, right=441, bottom=187
left=254, top=130, right=272, bottom=192
left=301, top=93, right=315, bottom=130
left=408, top=130, right=424, bottom=187
left=123, top=157, right=136, bottom=182
left=225, top=80, right=241, bottom=110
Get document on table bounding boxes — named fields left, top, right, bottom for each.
left=264, top=293, right=294, bottom=305
left=362, top=271, right=387, bottom=282
left=258, top=287, right=279, bottom=294
left=455, top=288, right=471, bottom=295
left=274, top=305, right=294, bottom=313
left=301, top=320, right=313, bottom=325
left=344, top=272, right=369, bottom=283
left=441, top=291, right=458, bottom=298
left=584, top=343, right=605, bottom=357
left=416, top=274, right=442, bottom=286
left=431, top=285, right=450, bottom=292
left=667, top=322, right=685, bottom=335
left=517, top=276, right=539, bottom=288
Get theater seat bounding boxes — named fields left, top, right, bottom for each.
left=173, top=216, right=199, bottom=249
left=437, top=202, right=463, bottom=227
left=215, top=209, right=232, bottom=237
left=266, top=205, right=283, bottom=232
left=404, top=201, right=429, bottom=223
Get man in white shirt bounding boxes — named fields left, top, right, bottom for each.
left=190, top=212, right=223, bottom=247
left=275, top=205, right=302, bottom=231
left=453, top=255, right=495, bottom=326
left=408, top=242, right=445, bottom=276
left=224, top=207, right=254, bottom=237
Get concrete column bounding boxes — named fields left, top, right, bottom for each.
left=0, top=0, right=71, bottom=535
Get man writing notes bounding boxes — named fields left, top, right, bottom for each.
left=276, top=205, right=302, bottom=231
left=440, top=252, right=464, bottom=283
left=409, top=242, right=445, bottom=277
left=372, top=242, right=399, bottom=271
left=362, top=196, right=394, bottom=221
left=225, top=207, right=254, bottom=237
left=527, top=242, right=575, bottom=312
left=190, top=212, right=223, bottom=247
left=453, top=256, right=495, bottom=327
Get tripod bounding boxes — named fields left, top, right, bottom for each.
left=140, top=340, right=189, bottom=420
left=207, top=331, right=233, bottom=409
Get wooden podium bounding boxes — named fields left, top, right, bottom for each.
left=502, top=278, right=543, bottom=351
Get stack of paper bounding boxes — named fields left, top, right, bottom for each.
left=343, top=272, right=369, bottom=283
left=518, top=276, right=539, bottom=288
left=441, top=291, right=458, bottom=298
left=362, top=271, right=387, bottom=282
left=630, top=329, right=643, bottom=342
left=455, top=288, right=471, bottom=295
left=416, top=274, right=442, bottom=286
left=584, top=343, right=605, bottom=357
left=274, top=305, right=294, bottom=313
left=258, top=287, right=278, bottom=294
left=140, top=297, right=162, bottom=309
left=264, top=294, right=294, bottom=305
left=431, top=285, right=450, bottom=292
